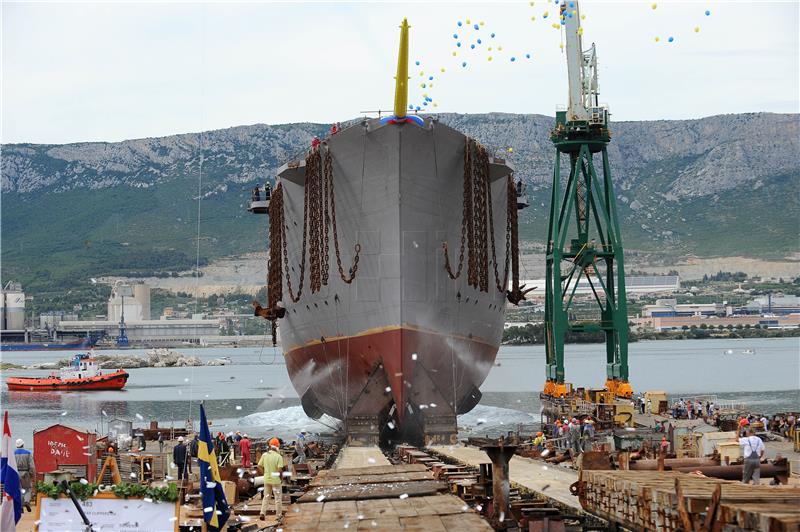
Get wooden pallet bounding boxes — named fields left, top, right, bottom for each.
left=578, top=470, right=800, bottom=531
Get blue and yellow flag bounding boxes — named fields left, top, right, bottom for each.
left=198, top=404, right=230, bottom=531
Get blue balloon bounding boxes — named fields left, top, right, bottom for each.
left=569, top=1, right=574, bottom=6
left=457, top=21, right=463, bottom=26
left=668, top=36, right=674, bottom=42
left=560, top=19, right=566, bottom=25
left=474, top=24, right=479, bottom=29
left=415, top=61, right=420, bottom=65
left=705, top=9, right=710, bottom=15
left=426, top=96, right=432, bottom=101
left=416, top=106, right=421, bottom=111
left=453, top=34, right=458, bottom=39
left=428, top=76, right=433, bottom=80
left=511, top=57, right=516, bottom=61
left=423, top=101, right=428, bottom=106
left=457, top=42, right=461, bottom=47
left=422, top=83, right=426, bottom=88
left=526, top=53, right=531, bottom=58
left=470, top=44, right=475, bottom=49
left=462, top=61, right=467, bottom=67
left=567, top=12, right=572, bottom=17
left=409, top=104, right=414, bottom=110
left=477, top=39, right=482, bottom=44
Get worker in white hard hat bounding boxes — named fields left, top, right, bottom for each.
left=15, top=439, right=36, bottom=512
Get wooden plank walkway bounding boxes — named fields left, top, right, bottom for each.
left=429, top=444, right=581, bottom=511
left=334, top=446, right=391, bottom=469
left=282, top=445, right=492, bottom=530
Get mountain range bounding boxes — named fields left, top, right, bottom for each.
left=2, top=112, right=797, bottom=292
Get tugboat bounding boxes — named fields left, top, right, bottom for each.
left=6, top=353, right=129, bottom=391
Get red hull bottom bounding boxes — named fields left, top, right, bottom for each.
left=284, top=326, right=497, bottom=444
left=6, top=371, right=129, bottom=391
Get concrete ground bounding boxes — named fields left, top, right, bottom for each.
left=429, top=444, right=581, bottom=511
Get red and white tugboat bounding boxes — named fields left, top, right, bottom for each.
left=6, top=353, right=129, bottom=391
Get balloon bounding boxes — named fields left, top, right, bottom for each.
left=571, top=9, right=576, bottom=15
left=462, top=61, right=467, bottom=67
left=415, top=61, right=420, bottom=65
left=668, top=36, right=674, bottom=42
left=429, top=76, right=433, bottom=80
left=654, top=36, right=660, bottom=42
left=477, top=38, right=482, bottom=44
left=433, top=103, right=438, bottom=107
left=440, top=67, right=446, bottom=72
left=543, top=11, right=549, bottom=18
left=491, top=32, right=496, bottom=37
left=651, top=2, right=657, bottom=9
left=578, top=27, right=584, bottom=35
left=567, top=12, right=572, bottom=18
left=526, top=53, right=531, bottom=58
left=531, top=16, right=536, bottom=21
left=488, top=56, right=493, bottom=61
left=429, top=83, right=434, bottom=88
left=452, top=51, right=457, bottom=56
left=457, top=42, right=462, bottom=47
left=511, top=56, right=516, bottom=61
left=423, top=101, right=428, bottom=106
left=488, top=46, right=493, bottom=51
left=421, top=83, right=426, bottom=88
left=552, top=22, right=560, bottom=28
left=416, top=106, right=421, bottom=111
left=498, top=46, right=503, bottom=51
left=569, top=1, right=574, bottom=6
left=705, top=9, right=710, bottom=15
left=560, top=19, right=566, bottom=25
left=409, top=105, right=414, bottom=110
left=530, top=1, right=534, bottom=5
left=480, top=21, right=484, bottom=25
left=470, top=44, right=475, bottom=49
left=453, top=34, right=458, bottom=39
left=508, top=147, right=513, bottom=153
left=694, top=26, right=700, bottom=33
left=419, top=70, right=424, bottom=76
left=466, top=18, right=470, bottom=24
left=474, top=24, right=479, bottom=29
left=457, top=21, right=463, bottom=26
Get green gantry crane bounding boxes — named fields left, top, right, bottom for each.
left=543, top=0, right=632, bottom=399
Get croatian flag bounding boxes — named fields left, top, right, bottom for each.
left=0, top=411, right=22, bottom=530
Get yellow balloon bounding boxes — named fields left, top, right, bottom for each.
left=543, top=10, right=548, bottom=17
left=655, top=36, right=660, bottom=42
left=498, top=46, right=503, bottom=51
left=581, top=14, right=585, bottom=20
left=433, top=102, right=438, bottom=107
left=480, top=21, right=485, bottom=26
left=651, top=3, right=657, bottom=9
left=419, top=71, right=424, bottom=76
left=452, top=51, right=457, bottom=56
left=578, top=27, right=584, bottom=35
left=508, top=147, right=513, bottom=153
left=694, top=26, right=700, bottom=33
left=530, top=16, right=536, bottom=21
left=559, top=42, right=564, bottom=49
left=552, top=23, right=559, bottom=29
left=530, top=1, right=534, bottom=5
left=571, top=10, right=576, bottom=15
left=420, top=83, right=425, bottom=88
left=488, top=56, right=493, bottom=61
left=429, top=83, right=434, bottom=88
left=466, top=18, right=471, bottom=24
left=440, top=67, right=445, bottom=72
left=488, top=46, right=492, bottom=51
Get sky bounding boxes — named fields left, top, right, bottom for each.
left=2, top=1, right=798, bottom=144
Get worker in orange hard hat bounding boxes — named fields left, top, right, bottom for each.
left=258, top=437, right=286, bottom=520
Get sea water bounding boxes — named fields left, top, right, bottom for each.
left=1, top=337, right=797, bottom=443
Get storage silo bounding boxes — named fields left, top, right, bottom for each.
left=2, top=282, right=26, bottom=330
left=133, top=283, right=151, bottom=320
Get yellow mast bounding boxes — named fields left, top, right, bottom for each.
left=393, top=18, right=410, bottom=118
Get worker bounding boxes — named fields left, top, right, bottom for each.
left=739, top=416, right=750, bottom=437
left=240, top=434, right=252, bottom=468
left=217, top=432, right=231, bottom=466
left=173, top=436, right=188, bottom=481
left=188, top=434, right=199, bottom=474
left=293, top=433, right=306, bottom=464
left=739, top=428, right=765, bottom=485
left=582, top=420, right=595, bottom=448
left=659, top=436, right=670, bottom=455
left=258, top=437, right=285, bottom=520
left=15, top=439, right=35, bottom=512
left=570, top=419, right=582, bottom=454
left=158, top=431, right=165, bottom=453
left=533, top=432, right=546, bottom=451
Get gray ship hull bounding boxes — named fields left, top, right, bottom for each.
left=274, top=117, right=514, bottom=444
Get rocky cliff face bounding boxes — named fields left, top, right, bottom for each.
left=1, top=112, right=797, bottom=291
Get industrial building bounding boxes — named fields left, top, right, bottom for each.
left=55, top=318, right=220, bottom=345
left=107, top=281, right=151, bottom=321
left=642, top=299, right=724, bottom=318
left=1, top=281, right=26, bottom=330
left=516, top=275, right=680, bottom=298
left=738, top=294, right=800, bottom=316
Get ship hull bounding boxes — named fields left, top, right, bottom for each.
left=0, top=338, right=98, bottom=351
left=275, top=117, right=513, bottom=443
left=6, top=370, right=129, bottom=391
